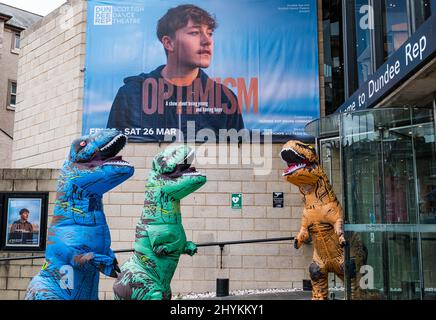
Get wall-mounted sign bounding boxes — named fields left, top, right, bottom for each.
left=273, top=192, right=284, bottom=208
left=231, top=193, right=242, bottom=209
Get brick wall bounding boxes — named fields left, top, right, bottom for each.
left=11, top=0, right=86, bottom=168
left=98, top=143, right=312, bottom=300
left=0, top=169, right=57, bottom=299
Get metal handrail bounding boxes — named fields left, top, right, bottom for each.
left=197, top=236, right=295, bottom=269
left=0, top=236, right=294, bottom=266
left=196, top=236, right=294, bottom=247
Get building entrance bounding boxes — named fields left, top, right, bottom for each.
left=312, top=106, right=436, bottom=300
left=341, top=107, right=436, bottom=299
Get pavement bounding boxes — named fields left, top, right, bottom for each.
left=190, top=290, right=345, bottom=300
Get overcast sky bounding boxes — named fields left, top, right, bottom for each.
left=0, top=0, right=66, bottom=16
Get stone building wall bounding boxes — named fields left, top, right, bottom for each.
left=0, top=19, right=19, bottom=138
left=0, top=131, right=12, bottom=169
left=11, top=0, right=86, bottom=168
left=0, top=18, right=16, bottom=168
left=0, top=169, right=57, bottom=299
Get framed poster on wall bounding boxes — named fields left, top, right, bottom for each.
left=0, top=193, right=48, bottom=251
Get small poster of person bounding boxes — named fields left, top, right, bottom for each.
left=5, top=198, right=42, bottom=247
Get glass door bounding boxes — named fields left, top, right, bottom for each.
left=381, top=117, right=420, bottom=300
left=411, top=107, right=436, bottom=300
left=342, top=109, right=392, bottom=299
left=319, top=137, right=343, bottom=292
left=320, top=137, right=342, bottom=202
left=341, top=107, right=436, bottom=300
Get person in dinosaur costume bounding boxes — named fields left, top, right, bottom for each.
left=113, top=145, right=206, bottom=300
left=280, top=140, right=366, bottom=300
left=25, top=129, right=134, bottom=300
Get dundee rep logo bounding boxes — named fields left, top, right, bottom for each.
left=94, top=6, right=112, bottom=25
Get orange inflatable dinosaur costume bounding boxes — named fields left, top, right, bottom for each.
left=280, top=140, right=365, bottom=300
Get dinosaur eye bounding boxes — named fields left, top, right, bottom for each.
left=80, top=141, right=87, bottom=147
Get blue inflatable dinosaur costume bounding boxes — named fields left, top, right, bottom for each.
left=25, top=129, right=134, bottom=300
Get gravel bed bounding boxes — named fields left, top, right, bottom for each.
left=175, top=287, right=345, bottom=299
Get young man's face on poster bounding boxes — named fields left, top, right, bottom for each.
left=164, top=19, right=214, bottom=69
left=21, top=212, right=29, bottom=223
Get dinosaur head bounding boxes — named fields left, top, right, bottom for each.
left=280, top=140, right=319, bottom=185
left=149, top=145, right=206, bottom=200
left=64, top=129, right=134, bottom=195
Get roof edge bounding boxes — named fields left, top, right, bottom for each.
left=0, top=12, right=13, bottom=21
left=0, top=2, right=42, bottom=18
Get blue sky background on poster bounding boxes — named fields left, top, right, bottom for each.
left=83, top=0, right=320, bottom=136
left=6, top=199, right=41, bottom=227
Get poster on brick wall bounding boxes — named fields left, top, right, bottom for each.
left=82, top=0, right=320, bottom=143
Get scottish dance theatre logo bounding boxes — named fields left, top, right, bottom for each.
left=94, top=6, right=113, bottom=25
left=94, top=5, right=143, bottom=25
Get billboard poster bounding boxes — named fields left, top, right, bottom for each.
left=83, top=0, right=320, bottom=142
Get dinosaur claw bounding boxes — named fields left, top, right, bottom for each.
left=114, top=264, right=121, bottom=273
left=339, top=235, right=346, bottom=247
left=109, top=269, right=119, bottom=278
left=294, top=239, right=301, bottom=249
left=154, top=246, right=168, bottom=256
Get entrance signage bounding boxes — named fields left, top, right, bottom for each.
left=337, top=14, right=436, bottom=113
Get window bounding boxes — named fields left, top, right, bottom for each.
left=383, top=0, right=410, bottom=58
left=7, top=80, right=17, bottom=110
left=354, top=0, right=375, bottom=86
left=11, top=33, right=20, bottom=53
left=344, top=0, right=414, bottom=93
left=322, top=0, right=345, bottom=114
left=414, top=0, right=434, bottom=31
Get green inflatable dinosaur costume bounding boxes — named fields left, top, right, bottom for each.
left=113, top=145, right=206, bottom=300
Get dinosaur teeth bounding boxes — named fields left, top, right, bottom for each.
left=179, top=149, right=195, bottom=165
left=283, top=148, right=304, bottom=159
left=182, top=172, right=202, bottom=176
left=103, top=161, right=132, bottom=167
left=186, top=149, right=195, bottom=160
left=100, top=134, right=125, bottom=151
left=282, top=163, right=306, bottom=176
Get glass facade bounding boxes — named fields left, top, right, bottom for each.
left=339, top=0, right=436, bottom=97
left=341, top=107, right=436, bottom=300
left=322, top=0, right=345, bottom=115
left=316, top=0, right=436, bottom=301
left=413, top=0, right=433, bottom=30
left=306, top=105, right=436, bottom=300
left=354, top=0, right=373, bottom=85
left=383, top=0, right=410, bottom=58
